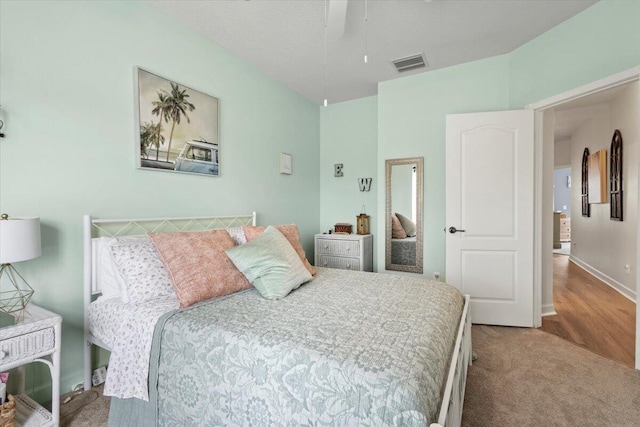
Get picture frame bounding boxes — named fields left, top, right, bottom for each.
left=135, top=67, right=220, bottom=177
left=588, top=149, right=607, bottom=204
left=280, top=153, right=292, bottom=175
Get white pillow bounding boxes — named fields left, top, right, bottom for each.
left=92, top=237, right=128, bottom=302
left=226, top=226, right=247, bottom=245
left=108, top=236, right=176, bottom=305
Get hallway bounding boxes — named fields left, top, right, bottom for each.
left=540, top=254, right=636, bottom=367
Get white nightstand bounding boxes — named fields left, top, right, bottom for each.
left=315, top=233, right=373, bottom=272
left=0, top=304, right=62, bottom=427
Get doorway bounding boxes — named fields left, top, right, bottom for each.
left=532, top=73, right=639, bottom=368
left=553, top=166, right=572, bottom=255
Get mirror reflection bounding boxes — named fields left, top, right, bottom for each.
left=385, top=157, right=423, bottom=273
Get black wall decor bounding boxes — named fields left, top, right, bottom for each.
left=581, top=147, right=590, bottom=217
left=610, top=130, right=623, bottom=221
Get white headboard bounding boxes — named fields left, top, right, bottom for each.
left=83, top=212, right=256, bottom=299
left=82, top=212, right=256, bottom=391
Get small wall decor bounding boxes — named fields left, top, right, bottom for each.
left=588, top=149, right=607, bottom=204
left=280, top=153, right=292, bottom=175
left=610, top=129, right=623, bottom=221
left=334, top=163, right=344, bottom=177
left=358, top=178, right=372, bottom=192
left=136, top=68, right=220, bottom=177
left=581, top=148, right=590, bottom=217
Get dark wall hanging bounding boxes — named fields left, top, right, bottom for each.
left=610, top=129, right=623, bottom=221
left=581, top=147, right=590, bottom=217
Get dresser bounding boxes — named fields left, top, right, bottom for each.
left=559, top=217, right=571, bottom=242
left=314, top=234, right=373, bottom=272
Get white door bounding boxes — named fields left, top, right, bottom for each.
left=446, top=110, right=534, bottom=327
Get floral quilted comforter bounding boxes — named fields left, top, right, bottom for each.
left=110, top=267, right=464, bottom=426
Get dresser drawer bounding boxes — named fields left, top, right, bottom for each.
left=317, top=255, right=361, bottom=271
left=316, top=238, right=361, bottom=256
left=0, top=326, right=55, bottom=366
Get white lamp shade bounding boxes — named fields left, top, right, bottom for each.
left=0, top=217, right=41, bottom=263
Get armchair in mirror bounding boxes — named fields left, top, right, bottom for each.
left=385, top=157, right=423, bottom=273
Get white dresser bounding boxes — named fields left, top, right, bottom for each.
left=0, top=304, right=62, bottom=427
left=314, top=234, right=373, bottom=272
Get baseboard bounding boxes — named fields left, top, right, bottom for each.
left=569, top=255, right=636, bottom=302
left=541, top=304, right=557, bottom=317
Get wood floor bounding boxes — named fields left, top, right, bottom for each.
left=540, top=254, right=636, bottom=367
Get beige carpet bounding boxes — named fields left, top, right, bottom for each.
left=59, top=325, right=640, bottom=426
left=463, top=325, right=640, bottom=426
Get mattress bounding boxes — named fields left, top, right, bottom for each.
left=109, top=267, right=464, bottom=426
left=391, top=236, right=417, bottom=265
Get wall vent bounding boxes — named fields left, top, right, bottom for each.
left=391, top=53, right=427, bottom=73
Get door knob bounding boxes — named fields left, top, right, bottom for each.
left=449, top=226, right=466, bottom=234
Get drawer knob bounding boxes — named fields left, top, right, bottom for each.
left=0, top=350, right=5, bottom=360
left=323, top=262, right=328, bottom=266
left=324, top=245, right=328, bottom=249
left=346, top=247, right=351, bottom=251
left=346, top=263, right=351, bottom=268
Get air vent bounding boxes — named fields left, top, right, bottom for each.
left=391, top=54, right=427, bottom=73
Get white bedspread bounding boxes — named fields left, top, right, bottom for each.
left=88, top=296, right=178, bottom=401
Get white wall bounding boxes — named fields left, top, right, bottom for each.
left=542, top=109, right=556, bottom=316
left=570, top=81, right=638, bottom=299
left=555, top=138, right=572, bottom=167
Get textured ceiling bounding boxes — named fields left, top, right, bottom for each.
left=148, top=0, right=598, bottom=105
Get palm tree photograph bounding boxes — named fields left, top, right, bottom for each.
left=137, top=68, right=220, bottom=176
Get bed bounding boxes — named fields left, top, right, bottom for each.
left=83, top=214, right=472, bottom=427
left=391, top=236, right=417, bottom=266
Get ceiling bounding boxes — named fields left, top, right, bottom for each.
left=554, top=84, right=629, bottom=140
left=148, top=0, right=598, bottom=106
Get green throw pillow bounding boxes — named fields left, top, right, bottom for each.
left=225, top=225, right=312, bottom=300
left=395, top=212, right=416, bottom=237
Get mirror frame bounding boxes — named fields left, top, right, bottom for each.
left=385, top=157, right=424, bottom=273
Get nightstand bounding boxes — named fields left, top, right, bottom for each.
left=315, top=234, right=373, bottom=272
left=0, top=304, right=62, bottom=427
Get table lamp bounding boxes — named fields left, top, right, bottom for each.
left=0, top=214, right=41, bottom=314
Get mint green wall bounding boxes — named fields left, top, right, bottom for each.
left=377, top=56, right=511, bottom=278
left=509, top=0, right=640, bottom=108
left=0, top=0, right=319, bottom=399
left=372, top=0, right=639, bottom=279
left=320, top=97, right=378, bottom=269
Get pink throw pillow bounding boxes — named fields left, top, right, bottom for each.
left=391, top=214, right=408, bottom=239
left=243, top=224, right=316, bottom=276
left=149, top=230, right=251, bottom=308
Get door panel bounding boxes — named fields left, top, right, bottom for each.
left=446, top=110, right=534, bottom=327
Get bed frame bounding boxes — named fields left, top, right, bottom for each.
left=82, top=213, right=257, bottom=392
left=82, top=213, right=471, bottom=427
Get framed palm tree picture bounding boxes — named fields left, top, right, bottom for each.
left=135, top=68, right=220, bottom=176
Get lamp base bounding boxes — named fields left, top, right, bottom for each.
left=0, top=264, right=34, bottom=314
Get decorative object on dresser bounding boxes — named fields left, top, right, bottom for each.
left=315, top=233, right=373, bottom=272
left=333, top=223, right=352, bottom=234
left=610, top=129, right=623, bottom=221
left=356, top=205, right=370, bottom=235
left=0, top=214, right=41, bottom=314
left=0, top=304, right=62, bottom=426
